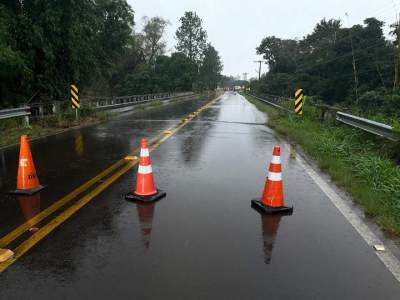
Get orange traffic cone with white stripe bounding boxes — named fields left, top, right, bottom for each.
left=10, top=135, right=45, bottom=195
left=125, top=138, right=166, bottom=202
left=251, top=145, right=293, bottom=214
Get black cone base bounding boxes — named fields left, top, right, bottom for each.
left=10, top=185, right=46, bottom=195
left=125, top=189, right=166, bottom=203
left=251, top=199, right=293, bottom=215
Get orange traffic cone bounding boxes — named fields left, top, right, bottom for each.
left=125, top=138, right=166, bottom=202
left=11, top=135, right=45, bottom=195
left=251, top=145, right=293, bottom=214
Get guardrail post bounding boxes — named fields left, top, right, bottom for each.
left=319, top=108, right=326, bottom=122
left=52, top=102, right=60, bottom=114
left=39, top=104, right=44, bottom=118
left=23, top=115, right=30, bottom=127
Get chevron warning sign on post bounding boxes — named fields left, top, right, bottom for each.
left=294, top=89, right=304, bottom=115
left=71, top=85, right=80, bottom=109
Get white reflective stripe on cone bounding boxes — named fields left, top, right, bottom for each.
left=138, top=164, right=152, bottom=174
left=140, top=148, right=150, bottom=157
left=271, top=155, right=281, bottom=164
left=268, top=171, right=282, bottom=181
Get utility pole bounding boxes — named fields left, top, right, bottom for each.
left=393, top=13, right=400, bottom=92
left=346, top=13, right=359, bottom=104
left=254, top=60, right=264, bottom=80
left=390, top=1, right=400, bottom=92
left=242, top=72, right=248, bottom=81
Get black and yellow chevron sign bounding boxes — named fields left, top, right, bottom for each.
left=70, top=84, right=80, bottom=109
left=294, top=89, right=304, bottom=115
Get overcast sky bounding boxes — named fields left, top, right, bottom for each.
left=128, top=0, right=398, bottom=79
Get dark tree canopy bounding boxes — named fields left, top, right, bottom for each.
left=0, top=4, right=223, bottom=108
left=200, top=43, right=223, bottom=90
left=252, top=17, right=398, bottom=115
left=175, top=11, right=208, bottom=65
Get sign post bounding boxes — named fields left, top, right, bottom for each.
left=294, top=89, right=304, bottom=115
left=71, top=84, right=80, bottom=121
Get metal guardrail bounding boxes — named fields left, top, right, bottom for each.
left=248, top=94, right=290, bottom=112
left=0, top=107, right=31, bottom=120
left=247, top=93, right=399, bottom=142
left=336, top=112, right=399, bottom=142
left=0, top=107, right=31, bottom=126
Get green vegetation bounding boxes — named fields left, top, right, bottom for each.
left=0, top=2, right=223, bottom=108
left=251, top=17, right=400, bottom=120
left=244, top=94, right=400, bottom=235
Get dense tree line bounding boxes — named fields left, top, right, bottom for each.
left=0, top=2, right=222, bottom=108
left=251, top=17, right=400, bottom=117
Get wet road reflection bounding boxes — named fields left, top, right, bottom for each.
left=74, top=133, right=84, bottom=157
left=1, top=93, right=400, bottom=299
left=260, top=214, right=284, bottom=264
left=0, top=97, right=210, bottom=237
left=136, top=202, right=156, bottom=249
left=17, top=194, right=41, bottom=232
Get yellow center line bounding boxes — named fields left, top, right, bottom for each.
left=0, top=162, right=136, bottom=272
left=0, top=128, right=172, bottom=249
left=0, top=158, right=126, bottom=248
left=0, top=94, right=222, bottom=272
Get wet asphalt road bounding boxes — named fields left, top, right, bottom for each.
left=1, top=92, right=400, bottom=299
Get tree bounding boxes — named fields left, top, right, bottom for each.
left=137, top=16, right=169, bottom=65
left=175, top=11, right=207, bottom=65
left=200, top=43, right=223, bottom=90
left=0, top=0, right=135, bottom=106
left=154, top=52, right=197, bottom=92
left=256, top=36, right=298, bottom=73
left=254, top=17, right=396, bottom=111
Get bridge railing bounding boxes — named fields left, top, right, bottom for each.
left=85, top=92, right=195, bottom=111
left=0, top=91, right=196, bottom=126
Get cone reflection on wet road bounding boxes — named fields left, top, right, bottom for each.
left=136, top=202, right=156, bottom=249
left=17, top=194, right=41, bottom=232
left=260, top=214, right=283, bottom=264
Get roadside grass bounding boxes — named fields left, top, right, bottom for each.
left=148, top=100, right=162, bottom=107
left=243, top=93, right=400, bottom=235
left=0, top=106, right=111, bottom=148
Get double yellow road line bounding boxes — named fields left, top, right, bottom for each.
left=0, top=95, right=222, bottom=273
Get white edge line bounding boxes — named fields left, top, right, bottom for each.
left=283, top=142, right=400, bottom=283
